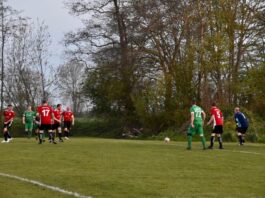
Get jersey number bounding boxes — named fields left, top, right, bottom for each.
left=195, top=111, right=201, bottom=118
left=42, top=109, right=50, bottom=116
left=216, top=111, right=221, bottom=118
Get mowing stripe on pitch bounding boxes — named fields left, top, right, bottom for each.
left=222, top=150, right=265, bottom=156
left=0, top=172, right=92, bottom=198
left=150, top=141, right=265, bottom=156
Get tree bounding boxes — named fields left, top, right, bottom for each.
left=65, top=0, right=265, bottom=133
left=65, top=0, right=139, bottom=122
left=33, top=20, right=53, bottom=100
left=57, top=60, right=86, bottom=114
left=0, top=10, right=53, bottom=113
left=4, top=18, right=44, bottom=113
left=247, top=62, right=265, bottom=116
left=0, top=0, right=19, bottom=120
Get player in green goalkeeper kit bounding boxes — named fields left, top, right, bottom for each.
left=187, top=100, right=206, bottom=150
left=22, top=105, right=36, bottom=138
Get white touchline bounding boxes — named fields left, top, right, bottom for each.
left=0, top=173, right=92, bottom=198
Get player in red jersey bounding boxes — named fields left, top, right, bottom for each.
left=62, top=107, right=74, bottom=140
left=37, top=99, right=56, bottom=144
left=1, top=104, right=15, bottom=143
left=52, top=104, right=63, bottom=142
left=207, top=102, right=224, bottom=149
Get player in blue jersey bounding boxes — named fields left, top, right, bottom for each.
left=234, top=107, right=248, bottom=145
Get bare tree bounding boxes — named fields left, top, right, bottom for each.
left=32, top=20, right=53, bottom=100
left=0, top=0, right=19, bottom=121
left=4, top=18, right=44, bottom=112
left=57, top=59, right=86, bottom=114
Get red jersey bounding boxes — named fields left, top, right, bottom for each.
left=62, top=111, right=73, bottom=122
left=53, top=109, right=62, bottom=124
left=210, top=106, right=223, bottom=126
left=4, top=110, right=15, bottom=122
left=37, top=105, right=53, bottom=124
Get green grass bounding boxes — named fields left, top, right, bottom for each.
left=0, top=138, right=264, bottom=198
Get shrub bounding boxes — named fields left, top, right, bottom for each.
left=246, top=133, right=258, bottom=142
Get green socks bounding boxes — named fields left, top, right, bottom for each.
left=187, top=135, right=192, bottom=149
left=201, top=136, right=206, bottom=149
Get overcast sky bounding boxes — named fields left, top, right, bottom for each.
left=8, top=0, right=83, bottom=66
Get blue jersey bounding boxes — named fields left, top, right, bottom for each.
left=234, top=112, right=248, bottom=128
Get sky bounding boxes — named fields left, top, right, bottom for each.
left=8, top=0, right=83, bottom=66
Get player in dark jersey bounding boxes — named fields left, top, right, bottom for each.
left=207, top=103, right=224, bottom=149
left=234, top=107, right=249, bottom=145
left=62, top=107, right=74, bottom=140
left=1, top=104, right=15, bottom=143
left=33, top=115, right=41, bottom=141
left=53, top=104, right=63, bottom=142
left=37, top=99, right=56, bottom=144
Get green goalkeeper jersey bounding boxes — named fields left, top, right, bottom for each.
left=23, top=111, right=36, bottom=123
left=190, top=105, right=204, bottom=123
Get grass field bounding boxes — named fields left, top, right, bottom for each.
left=0, top=138, right=264, bottom=198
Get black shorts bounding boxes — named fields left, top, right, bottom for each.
left=236, top=127, right=248, bottom=134
left=64, top=121, right=72, bottom=130
left=212, top=125, right=223, bottom=134
left=3, top=122, right=12, bottom=129
left=40, top=124, right=52, bottom=131
left=52, top=123, right=61, bottom=130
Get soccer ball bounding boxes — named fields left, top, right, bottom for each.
left=164, top=137, right=170, bottom=143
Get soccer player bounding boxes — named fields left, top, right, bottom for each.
left=62, top=107, right=74, bottom=140
left=53, top=104, right=63, bottom=142
left=207, top=102, right=224, bottom=149
left=33, top=115, right=41, bottom=141
left=22, top=105, right=36, bottom=138
left=2, top=104, right=15, bottom=143
left=234, top=107, right=248, bottom=145
left=187, top=100, right=206, bottom=150
left=37, top=99, right=56, bottom=144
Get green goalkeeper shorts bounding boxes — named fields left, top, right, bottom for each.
left=188, top=122, right=204, bottom=136
left=25, top=122, right=33, bottom=131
